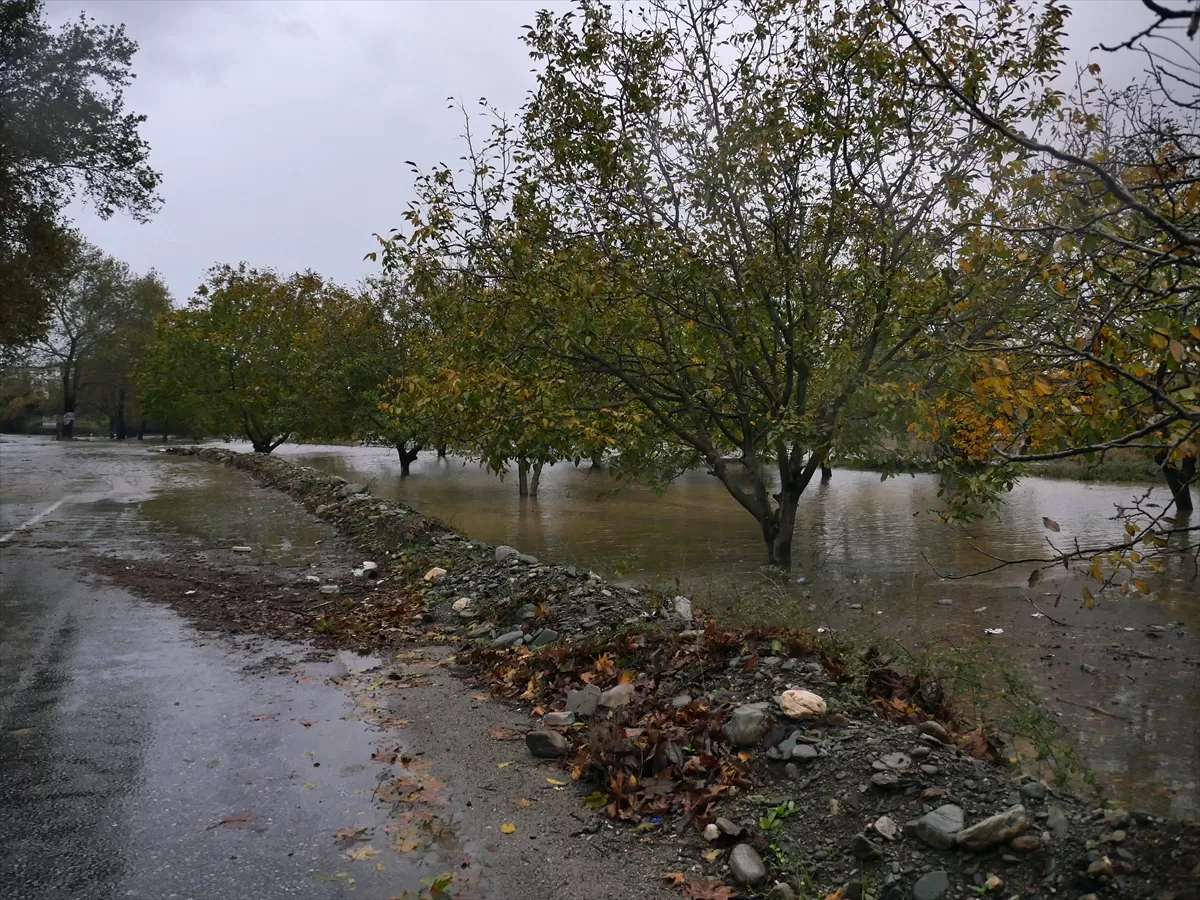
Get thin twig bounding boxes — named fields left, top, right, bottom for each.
left=1019, top=591, right=1072, bottom=628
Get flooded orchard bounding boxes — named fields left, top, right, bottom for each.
left=259, top=443, right=1199, bottom=818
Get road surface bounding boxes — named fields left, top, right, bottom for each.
left=0, top=437, right=673, bottom=900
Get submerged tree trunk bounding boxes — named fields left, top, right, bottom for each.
left=759, top=489, right=801, bottom=567
left=251, top=439, right=275, bottom=453
left=114, top=388, right=127, bottom=440
left=529, top=462, right=543, bottom=498
left=436, top=442, right=447, bottom=459
left=517, top=459, right=529, bottom=496
left=397, top=443, right=421, bottom=476
left=61, top=363, right=75, bottom=439
left=711, top=443, right=824, bottom=569
left=137, top=418, right=145, bottom=440
left=1157, top=450, right=1195, bottom=513
left=820, top=464, right=832, bottom=480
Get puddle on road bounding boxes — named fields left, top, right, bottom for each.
left=139, top=465, right=329, bottom=565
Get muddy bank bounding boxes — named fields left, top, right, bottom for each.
left=153, top=446, right=1200, bottom=900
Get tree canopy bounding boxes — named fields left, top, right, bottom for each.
left=0, top=0, right=160, bottom=345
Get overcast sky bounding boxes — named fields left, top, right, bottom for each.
left=45, top=0, right=1163, bottom=302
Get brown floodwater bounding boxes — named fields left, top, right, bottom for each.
left=257, top=443, right=1198, bottom=817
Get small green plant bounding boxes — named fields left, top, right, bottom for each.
left=759, top=799, right=799, bottom=831
left=313, top=617, right=338, bottom=634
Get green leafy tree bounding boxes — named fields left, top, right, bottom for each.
left=1, top=0, right=161, bottom=344
left=83, top=269, right=171, bottom=438
left=139, top=265, right=350, bottom=452
left=382, top=0, right=1063, bottom=566
left=32, top=236, right=133, bottom=438
left=889, top=0, right=1199, bottom=593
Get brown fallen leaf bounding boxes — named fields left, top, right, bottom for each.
left=377, top=718, right=411, bottom=729
left=510, top=797, right=532, bottom=808
left=680, top=879, right=738, bottom=900
left=299, top=719, right=317, bottom=727
left=344, top=844, right=379, bottom=861
left=209, top=810, right=253, bottom=830
left=371, top=747, right=400, bottom=765
left=487, top=727, right=518, bottom=740
left=251, top=713, right=276, bottom=721
left=663, top=873, right=686, bottom=886
left=334, top=827, right=366, bottom=843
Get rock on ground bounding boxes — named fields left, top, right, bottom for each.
left=955, top=805, right=1027, bottom=851
left=728, top=843, right=767, bottom=886
left=526, top=729, right=568, bottom=758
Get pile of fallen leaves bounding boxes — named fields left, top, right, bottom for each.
left=460, top=619, right=990, bottom=831
left=87, top=554, right=436, bottom=655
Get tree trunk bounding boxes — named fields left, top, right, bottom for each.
left=820, top=464, right=832, bottom=480
left=397, top=443, right=421, bottom=476
left=114, top=388, right=127, bottom=440
left=251, top=439, right=275, bottom=453
left=760, top=489, right=800, bottom=567
left=61, top=364, right=75, bottom=439
left=436, top=443, right=447, bottom=459
left=529, top=462, right=543, bottom=498
left=137, top=419, right=145, bottom=440
left=1157, top=450, right=1195, bottom=513
left=590, top=453, right=604, bottom=469
left=518, top=460, right=529, bottom=496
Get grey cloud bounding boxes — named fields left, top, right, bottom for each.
left=39, top=0, right=1171, bottom=303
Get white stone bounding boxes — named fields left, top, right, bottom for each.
left=779, top=689, right=827, bottom=720
left=452, top=597, right=473, bottom=612
left=423, top=567, right=447, bottom=582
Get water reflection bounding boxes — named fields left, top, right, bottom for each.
left=267, top=444, right=1197, bottom=816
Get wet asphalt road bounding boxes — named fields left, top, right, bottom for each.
left=0, top=437, right=679, bottom=900
left=0, top=439, right=414, bottom=899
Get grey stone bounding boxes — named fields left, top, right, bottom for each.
left=1046, top=805, right=1069, bottom=840
left=494, top=545, right=519, bottom=562
left=729, top=844, right=767, bottom=886
left=531, top=629, right=559, bottom=647
left=466, top=623, right=492, bottom=639
left=673, top=596, right=693, bottom=620
left=703, top=823, right=720, bottom=841
left=715, top=817, right=743, bottom=837
left=920, top=764, right=939, bottom=776
left=565, top=566, right=579, bottom=578
left=792, top=743, right=819, bottom=762
left=542, top=711, right=575, bottom=726
left=910, top=745, right=932, bottom=760
left=955, top=805, right=1028, bottom=851
left=916, top=721, right=951, bottom=743
left=337, top=483, right=366, bottom=498
left=491, top=629, right=525, bottom=648
left=766, top=884, right=797, bottom=900
left=565, top=684, right=602, bottom=718
left=526, top=729, right=567, bottom=758
left=912, top=870, right=949, bottom=900
left=881, top=752, right=912, bottom=771
left=599, top=682, right=634, bottom=708
left=722, top=705, right=768, bottom=747
left=517, top=553, right=539, bottom=565
left=850, top=834, right=884, bottom=860
left=517, top=603, right=537, bottom=620
left=671, top=694, right=693, bottom=709
left=784, top=762, right=801, bottom=779
left=1020, top=781, right=1047, bottom=802
left=871, top=771, right=902, bottom=791
left=909, top=805, right=965, bottom=850
left=319, top=584, right=339, bottom=595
